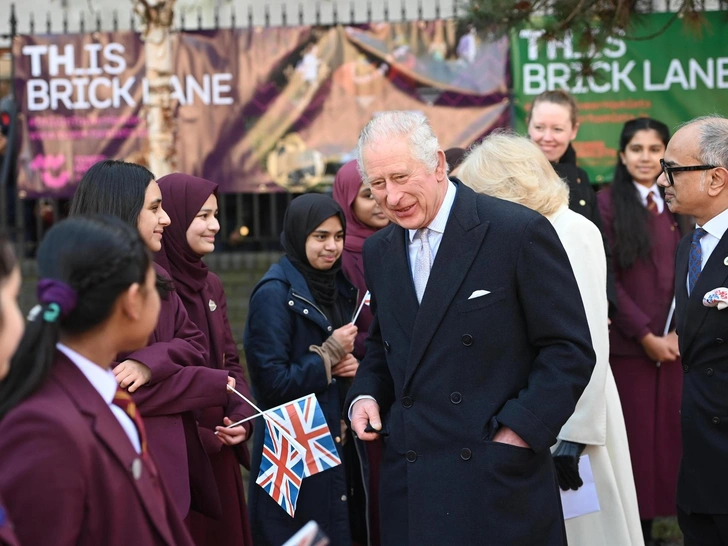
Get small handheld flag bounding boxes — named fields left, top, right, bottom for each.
left=352, top=290, right=371, bottom=324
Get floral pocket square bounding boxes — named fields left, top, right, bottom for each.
left=703, top=287, right=728, bottom=310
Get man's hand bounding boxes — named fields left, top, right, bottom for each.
left=492, top=426, right=530, bottom=449
left=114, top=359, right=152, bottom=393
left=332, top=354, right=359, bottom=378
left=350, top=398, right=381, bottom=441
left=641, top=332, right=680, bottom=362
left=215, top=417, right=249, bottom=446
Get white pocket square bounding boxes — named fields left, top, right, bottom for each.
left=468, top=290, right=491, bottom=300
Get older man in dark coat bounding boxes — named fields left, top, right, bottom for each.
left=658, top=115, right=728, bottom=546
left=346, top=111, right=596, bottom=546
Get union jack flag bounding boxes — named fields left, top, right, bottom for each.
left=256, top=416, right=306, bottom=517
left=269, top=393, right=342, bottom=477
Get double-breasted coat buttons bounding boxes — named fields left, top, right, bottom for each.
left=460, top=448, right=472, bottom=461
left=461, top=334, right=473, bottom=346
left=406, top=450, right=417, bottom=462
left=402, top=396, right=413, bottom=408
left=450, top=392, right=462, bottom=404
left=713, top=417, right=721, bottom=425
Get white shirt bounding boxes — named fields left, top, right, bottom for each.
left=687, top=207, right=728, bottom=295
left=350, top=181, right=458, bottom=419
left=57, top=343, right=142, bottom=454
left=633, top=181, right=664, bottom=214
left=406, top=181, right=458, bottom=278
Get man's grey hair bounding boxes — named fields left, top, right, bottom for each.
left=678, top=115, right=728, bottom=169
left=355, top=111, right=445, bottom=182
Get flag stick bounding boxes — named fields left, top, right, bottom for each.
left=225, top=385, right=306, bottom=453
left=351, top=290, right=370, bottom=324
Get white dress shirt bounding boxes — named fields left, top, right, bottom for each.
left=687, top=207, right=728, bottom=295
left=633, top=181, right=664, bottom=214
left=349, top=181, right=458, bottom=419
left=406, top=181, right=458, bottom=277
left=57, top=343, right=142, bottom=454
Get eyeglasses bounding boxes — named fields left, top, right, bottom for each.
left=660, top=158, right=716, bottom=186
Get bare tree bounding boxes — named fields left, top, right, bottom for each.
left=133, top=0, right=176, bottom=176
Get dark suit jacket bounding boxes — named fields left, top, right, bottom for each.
left=346, top=181, right=595, bottom=545
left=0, top=352, right=195, bottom=546
left=675, top=227, right=728, bottom=514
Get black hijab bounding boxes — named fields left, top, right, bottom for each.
left=281, top=194, right=347, bottom=326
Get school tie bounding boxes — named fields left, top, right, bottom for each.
left=113, top=388, right=149, bottom=455
left=413, top=228, right=432, bottom=304
left=688, top=228, right=708, bottom=296
left=646, top=192, right=659, bottom=215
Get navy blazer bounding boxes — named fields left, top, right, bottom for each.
left=675, top=228, right=728, bottom=514
left=0, top=352, right=194, bottom=546
left=346, top=181, right=596, bottom=546
left=244, top=257, right=357, bottom=546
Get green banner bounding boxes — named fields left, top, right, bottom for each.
left=511, top=11, right=728, bottom=182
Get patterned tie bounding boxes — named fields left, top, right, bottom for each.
left=646, top=192, right=659, bottom=215
left=688, top=228, right=708, bottom=296
left=113, top=388, right=149, bottom=455
left=413, top=228, right=432, bottom=304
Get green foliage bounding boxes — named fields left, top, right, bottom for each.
left=460, top=0, right=710, bottom=75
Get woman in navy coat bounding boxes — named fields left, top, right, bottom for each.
left=245, top=194, right=358, bottom=545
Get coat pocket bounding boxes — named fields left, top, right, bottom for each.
left=456, top=287, right=506, bottom=313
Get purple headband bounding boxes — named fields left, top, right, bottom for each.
left=37, top=279, right=78, bottom=318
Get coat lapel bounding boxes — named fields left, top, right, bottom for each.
left=675, top=235, right=690, bottom=342
left=404, top=184, right=488, bottom=388
left=380, top=225, right=419, bottom=337
left=681, top=230, right=728, bottom=353
left=52, top=353, right=176, bottom=546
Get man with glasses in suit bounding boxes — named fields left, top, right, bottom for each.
left=658, top=115, right=728, bottom=546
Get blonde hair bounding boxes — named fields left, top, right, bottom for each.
left=458, top=131, right=569, bottom=217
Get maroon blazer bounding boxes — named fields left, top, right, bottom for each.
left=195, top=272, right=255, bottom=469
left=597, top=188, right=682, bottom=355
left=0, top=352, right=195, bottom=546
left=0, top=495, right=19, bottom=546
left=120, top=263, right=230, bottom=519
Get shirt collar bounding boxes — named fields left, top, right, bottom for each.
left=56, top=343, right=118, bottom=405
left=633, top=181, right=660, bottom=201
left=699, top=207, right=728, bottom=241
left=408, top=181, right=457, bottom=242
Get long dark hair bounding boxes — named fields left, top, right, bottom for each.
left=0, top=216, right=151, bottom=417
left=0, top=237, right=17, bottom=328
left=69, top=159, right=173, bottom=296
left=611, top=118, right=671, bottom=269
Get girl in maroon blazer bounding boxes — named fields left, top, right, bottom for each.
left=332, top=160, right=389, bottom=546
left=597, top=118, right=684, bottom=546
left=0, top=216, right=195, bottom=546
left=0, top=237, right=23, bottom=546
left=69, top=160, right=233, bottom=521
left=155, top=173, right=255, bottom=546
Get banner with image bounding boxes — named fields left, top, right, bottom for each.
left=511, top=11, right=728, bottom=183
left=14, top=21, right=510, bottom=197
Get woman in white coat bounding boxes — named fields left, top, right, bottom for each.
left=459, top=131, right=643, bottom=546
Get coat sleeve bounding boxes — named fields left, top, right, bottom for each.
left=494, top=214, right=596, bottom=453
left=554, top=215, right=608, bottom=446
left=210, top=276, right=255, bottom=430
left=344, top=239, right=396, bottom=419
left=0, top=410, right=86, bottom=546
left=124, top=291, right=210, bottom=385
left=597, top=191, right=653, bottom=342
left=244, top=280, right=330, bottom=408
left=131, top=366, right=229, bottom=416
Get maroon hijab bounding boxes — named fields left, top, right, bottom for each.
left=332, top=160, right=379, bottom=254
left=155, top=173, right=223, bottom=367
